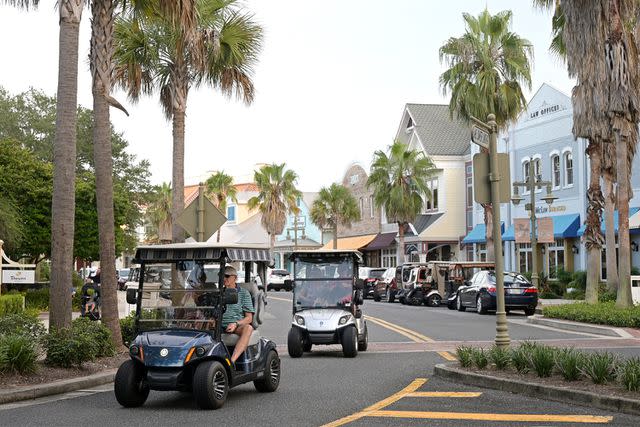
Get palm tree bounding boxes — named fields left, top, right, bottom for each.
left=558, top=0, right=639, bottom=307
left=248, top=164, right=301, bottom=257
left=367, top=141, right=437, bottom=265
left=114, top=0, right=262, bottom=246
left=147, top=182, right=172, bottom=243
left=439, top=9, right=533, bottom=262
left=310, top=184, right=361, bottom=250
left=205, top=171, right=237, bottom=242
left=1, top=0, right=38, bottom=8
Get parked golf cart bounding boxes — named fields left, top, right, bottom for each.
left=115, top=243, right=280, bottom=410
left=286, top=250, right=368, bottom=358
left=395, top=262, right=431, bottom=304
left=401, top=265, right=442, bottom=307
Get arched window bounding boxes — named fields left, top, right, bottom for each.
left=564, top=152, right=573, bottom=186
left=533, top=158, right=542, bottom=182
left=551, top=154, right=560, bottom=188
left=522, top=160, right=530, bottom=192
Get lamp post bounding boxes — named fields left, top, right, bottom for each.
left=510, top=158, right=557, bottom=289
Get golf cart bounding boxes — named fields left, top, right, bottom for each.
left=401, top=264, right=442, bottom=307
left=114, top=243, right=280, bottom=410
left=286, top=250, right=368, bottom=358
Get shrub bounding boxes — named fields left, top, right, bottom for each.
left=543, top=302, right=640, bottom=328
left=24, top=288, right=49, bottom=311
left=471, top=347, right=488, bottom=369
left=564, top=289, right=585, bottom=300
left=120, top=313, right=136, bottom=346
left=529, top=345, right=556, bottom=378
left=617, top=357, right=640, bottom=392
left=72, top=285, right=84, bottom=311
left=556, top=267, right=573, bottom=286
left=488, top=345, right=510, bottom=370
left=0, top=294, right=24, bottom=316
left=554, top=348, right=584, bottom=381
left=511, top=342, right=536, bottom=374
left=582, top=352, right=618, bottom=384
left=0, top=312, right=46, bottom=342
left=44, top=328, right=96, bottom=368
left=71, top=317, right=115, bottom=358
left=569, top=271, right=587, bottom=290
left=0, top=334, right=38, bottom=374
left=598, top=291, right=617, bottom=303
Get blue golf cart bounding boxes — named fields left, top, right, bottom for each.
left=114, top=243, right=280, bottom=410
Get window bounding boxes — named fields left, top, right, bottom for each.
left=477, top=243, right=487, bottom=262
left=564, top=152, right=573, bottom=186
left=227, top=205, right=236, bottom=222
left=466, top=211, right=473, bottom=231
left=547, top=239, right=565, bottom=279
left=523, top=161, right=530, bottom=192
left=407, top=117, right=413, bottom=129
left=551, top=155, right=561, bottom=188
left=369, top=195, right=375, bottom=218
left=466, top=176, right=473, bottom=208
left=425, top=178, right=439, bottom=211
left=359, top=198, right=364, bottom=217
left=382, top=248, right=397, bottom=268
left=518, top=243, right=532, bottom=274
left=534, top=158, right=542, bottom=182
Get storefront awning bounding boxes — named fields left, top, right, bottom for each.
left=577, top=208, right=640, bottom=236
left=321, top=234, right=376, bottom=250
left=462, top=223, right=504, bottom=245
left=503, top=213, right=580, bottom=241
left=363, top=232, right=396, bottom=251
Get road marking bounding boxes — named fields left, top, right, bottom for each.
left=405, top=391, right=482, bottom=398
left=368, top=410, right=612, bottom=423
left=365, top=315, right=456, bottom=361
left=320, top=378, right=427, bottom=427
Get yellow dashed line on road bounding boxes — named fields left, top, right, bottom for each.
left=406, top=391, right=482, bottom=398
left=368, top=410, right=613, bottom=423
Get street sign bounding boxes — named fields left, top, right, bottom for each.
left=537, top=217, right=554, bottom=243
left=471, top=125, right=489, bottom=149
left=472, top=153, right=512, bottom=204
left=177, top=192, right=226, bottom=242
left=514, top=218, right=531, bottom=243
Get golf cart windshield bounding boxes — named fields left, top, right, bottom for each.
left=293, top=255, right=353, bottom=309
left=135, top=261, right=222, bottom=332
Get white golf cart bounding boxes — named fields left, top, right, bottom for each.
left=286, top=250, right=368, bottom=358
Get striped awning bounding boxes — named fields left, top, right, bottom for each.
left=134, top=243, right=270, bottom=263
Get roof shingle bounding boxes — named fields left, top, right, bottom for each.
left=405, top=104, right=471, bottom=156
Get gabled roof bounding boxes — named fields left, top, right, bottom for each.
left=404, top=104, right=471, bottom=156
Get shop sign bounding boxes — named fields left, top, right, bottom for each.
left=535, top=205, right=567, bottom=214
left=2, top=270, right=35, bottom=284
left=538, top=217, right=555, bottom=243
left=514, top=218, right=530, bottom=243
left=528, top=103, right=566, bottom=120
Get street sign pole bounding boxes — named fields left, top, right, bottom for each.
left=197, top=183, right=205, bottom=242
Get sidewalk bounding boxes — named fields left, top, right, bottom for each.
left=535, top=298, right=577, bottom=314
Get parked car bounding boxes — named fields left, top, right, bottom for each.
left=372, top=267, right=396, bottom=301
left=358, top=267, right=387, bottom=299
left=451, top=270, right=538, bottom=316
left=118, top=268, right=130, bottom=291
left=267, top=269, right=292, bottom=291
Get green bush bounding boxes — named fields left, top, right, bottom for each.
left=564, top=289, right=585, bottom=300
left=599, top=291, right=617, bottom=303
left=0, top=312, right=46, bottom=342
left=120, top=313, right=136, bottom=346
left=582, top=352, right=618, bottom=384
left=24, top=288, right=49, bottom=311
left=554, top=348, right=584, bottom=381
left=71, top=317, right=115, bottom=358
left=511, top=342, right=536, bottom=374
left=488, top=345, right=510, bottom=370
left=0, top=334, right=37, bottom=374
left=556, top=267, right=573, bottom=285
left=44, top=328, right=96, bottom=368
left=471, top=347, right=488, bottom=369
left=529, top=345, right=556, bottom=378
left=543, top=302, right=640, bottom=328
left=72, top=285, right=84, bottom=311
left=0, top=294, right=24, bottom=316
left=617, top=357, right=640, bottom=392
left=569, top=271, right=587, bottom=290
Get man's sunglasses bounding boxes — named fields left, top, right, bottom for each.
left=224, top=274, right=237, bottom=278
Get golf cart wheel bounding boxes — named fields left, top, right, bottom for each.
left=114, top=360, right=149, bottom=408
left=254, top=350, right=281, bottom=392
left=386, top=288, right=395, bottom=303
left=303, top=339, right=312, bottom=352
left=373, top=292, right=381, bottom=302
left=426, top=294, right=442, bottom=307
left=456, top=295, right=466, bottom=312
left=342, top=326, right=358, bottom=358
left=399, top=297, right=406, bottom=305
left=357, top=323, right=368, bottom=352
left=476, top=296, right=487, bottom=315
left=193, top=361, right=228, bottom=410
left=287, top=327, right=304, bottom=358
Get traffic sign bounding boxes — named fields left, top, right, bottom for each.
left=177, top=190, right=226, bottom=242
left=471, top=125, right=489, bottom=149
left=472, top=153, right=511, bottom=204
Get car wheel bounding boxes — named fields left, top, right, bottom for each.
left=426, top=294, right=442, bottom=307
left=373, top=292, right=381, bottom=302
left=253, top=350, right=280, bottom=393
left=524, top=307, right=536, bottom=316
left=303, top=339, right=312, bottom=352
left=193, top=360, right=228, bottom=410
left=357, top=323, right=368, bottom=352
left=456, top=295, right=466, bottom=312
left=386, top=288, right=395, bottom=303
left=114, top=360, right=149, bottom=408
left=287, top=327, right=304, bottom=358
left=399, top=297, right=406, bottom=305
left=476, top=296, right=487, bottom=314
left=341, top=326, right=358, bottom=358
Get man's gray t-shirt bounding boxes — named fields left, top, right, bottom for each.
left=222, top=287, right=254, bottom=327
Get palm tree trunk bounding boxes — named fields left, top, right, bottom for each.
left=604, top=174, right=618, bottom=292
left=49, top=0, right=84, bottom=331
left=483, top=204, right=495, bottom=262
left=270, top=233, right=276, bottom=265
left=171, top=107, right=186, bottom=243
left=584, top=139, right=604, bottom=304
left=397, top=222, right=405, bottom=265
left=616, top=130, right=633, bottom=308
left=333, top=223, right=338, bottom=250
left=90, top=0, right=123, bottom=348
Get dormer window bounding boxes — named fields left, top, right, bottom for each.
left=405, top=117, right=414, bottom=134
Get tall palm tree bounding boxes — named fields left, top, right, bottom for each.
left=1, top=0, right=38, bottom=8
left=559, top=0, right=640, bottom=307
left=114, top=0, right=262, bottom=246
left=439, top=9, right=533, bottom=262
left=205, top=171, right=237, bottom=242
left=367, top=141, right=437, bottom=265
left=248, top=164, right=301, bottom=257
left=146, top=182, right=172, bottom=243
left=310, top=184, right=361, bottom=250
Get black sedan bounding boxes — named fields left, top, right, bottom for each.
left=450, top=270, right=538, bottom=316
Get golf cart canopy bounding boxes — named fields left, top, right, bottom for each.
left=288, top=249, right=363, bottom=264
left=133, top=243, right=271, bottom=264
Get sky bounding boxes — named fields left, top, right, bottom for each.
left=0, top=0, right=574, bottom=191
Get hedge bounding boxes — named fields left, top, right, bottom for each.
left=0, top=294, right=24, bottom=316
left=543, top=301, right=640, bottom=328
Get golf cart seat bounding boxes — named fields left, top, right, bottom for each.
left=221, top=280, right=265, bottom=347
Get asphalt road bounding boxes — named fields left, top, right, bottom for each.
left=1, top=291, right=639, bottom=426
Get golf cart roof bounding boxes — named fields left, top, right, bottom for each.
left=133, top=242, right=271, bottom=263
left=288, top=249, right=363, bottom=262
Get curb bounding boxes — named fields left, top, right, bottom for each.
left=433, top=363, right=640, bottom=417
left=0, top=369, right=117, bottom=405
left=527, top=315, right=623, bottom=337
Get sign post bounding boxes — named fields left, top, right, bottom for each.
left=177, top=183, right=227, bottom=242
left=0, top=239, right=36, bottom=296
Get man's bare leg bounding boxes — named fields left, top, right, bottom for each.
left=230, top=324, right=253, bottom=363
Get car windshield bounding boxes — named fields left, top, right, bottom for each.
left=135, top=261, right=222, bottom=332
left=293, top=255, right=353, bottom=309
left=487, top=272, right=530, bottom=287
